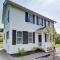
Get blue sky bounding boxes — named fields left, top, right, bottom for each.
left=0, top=0, right=60, bottom=33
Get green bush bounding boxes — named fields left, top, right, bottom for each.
left=0, top=37, right=3, bottom=42
left=55, top=33, right=60, bottom=44
left=0, top=42, right=3, bottom=48
left=18, top=48, right=26, bottom=56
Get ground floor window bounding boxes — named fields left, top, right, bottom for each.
left=28, top=32, right=33, bottom=43
left=17, top=31, right=23, bottom=44
left=16, top=31, right=33, bottom=44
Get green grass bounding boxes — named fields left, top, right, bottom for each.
left=55, top=44, right=60, bottom=48
left=0, top=42, right=3, bottom=48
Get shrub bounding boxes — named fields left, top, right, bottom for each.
left=0, top=37, right=3, bottom=42
left=18, top=48, right=26, bottom=56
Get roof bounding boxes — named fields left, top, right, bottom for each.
left=2, top=0, right=56, bottom=23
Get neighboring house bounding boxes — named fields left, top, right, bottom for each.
left=2, top=0, right=56, bottom=54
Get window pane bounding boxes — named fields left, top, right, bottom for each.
left=17, top=38, right=23, bottom=44
left=28, top=32, right=33, bottom=43
left=28, top=38, right=32, bottom=43
left=17, top=31, right=22, bottom=37
left=39, top=19, right=42, bottom=25
left=28, top=33, right=32, bottom=37
left=28, top=14, right=33, bottom=23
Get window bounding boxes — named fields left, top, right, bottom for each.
left=37, top=16, right=43, bottom=26
left=6, top=31, right=9, bottom=40
left=48, top=21, right=50, bottom=26
left=17, top=31, right=23, bottom=44
left=28, top=32, right=33, bottom=43
left=38, top=18, right=43, bottom=26
left=28, top=14, right=34, bottom=23
left=25, top=12, right=35, bottom=24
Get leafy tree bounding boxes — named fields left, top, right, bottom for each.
left=0, top=29, right=3, bottom=32
left=55, top=33, right=60, bottom=44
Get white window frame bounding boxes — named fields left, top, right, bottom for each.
left=28, top=32, right=33, bottom=43
left=16, top=31, right=23, bottom=44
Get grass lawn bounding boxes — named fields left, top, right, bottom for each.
left=55, top=44, right=60, bottom=48
left=0, top=42, right=3, bottom=48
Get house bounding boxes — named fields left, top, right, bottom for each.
left=2, top=0, right=55, bottom=54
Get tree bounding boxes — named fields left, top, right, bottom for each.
left=0, top=29, right=3, bottom=32
left=55, top=33, right=60, bottom=44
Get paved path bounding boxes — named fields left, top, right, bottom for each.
left=0, top=48, right=60, bottom=60
left=55, top=48, right=60, bottom=60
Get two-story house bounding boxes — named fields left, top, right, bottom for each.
left=2, top=0, right=55, bottom=54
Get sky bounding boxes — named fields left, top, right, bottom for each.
left=0, top=0, right=60, bottom=33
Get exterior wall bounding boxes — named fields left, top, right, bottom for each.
left=3, top=5, right=10, bottom=53
left=8, top=6, right=42, bottom=54
left=4, top=5, right=54, bottom=54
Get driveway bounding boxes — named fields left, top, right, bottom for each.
left=0, top=48, right=60, bottom=60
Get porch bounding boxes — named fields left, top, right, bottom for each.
left=36, top=27, right=54, bottom=51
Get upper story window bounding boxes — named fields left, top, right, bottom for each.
left=25, top=12, right=35, bottom=24
left=44, top=19, right=51, bottom=27
left=28, top=14, right=33, bottom=23
left=6, top=10, right=10, bottom=25
left=37, top=16, right=43, bottom=26
left=48, top=21, right=50, bottom=27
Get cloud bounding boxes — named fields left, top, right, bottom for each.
left=0, top=0, right=60, bottom=33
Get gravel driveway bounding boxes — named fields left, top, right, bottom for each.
left=0, top=48, right=60, bottom=60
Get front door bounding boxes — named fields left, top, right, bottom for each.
left=38, top=35, right=42, bottom=46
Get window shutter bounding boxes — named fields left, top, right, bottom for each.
left=44, top=19, right=46, bottom=27
left=48, top=21, right=50, bottom=26
left=33, top=15, right=35, bottom=24
left=12, top=30, right=16, bottom=45
left=33, top=32, right=35, bottom=43
left=8, top=10, right=10, bottom=22
left=45, top=34, right=47, bottom=42
left=23, top=31, right=28, bottom=44
left=37, top=16, right=39, bottom=25
left=42, top=18, right=43, bottom=26
left=25, top=12, right=28, bottom=22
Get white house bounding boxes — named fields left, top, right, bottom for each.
left=2, top=0, right=55, bottom=54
